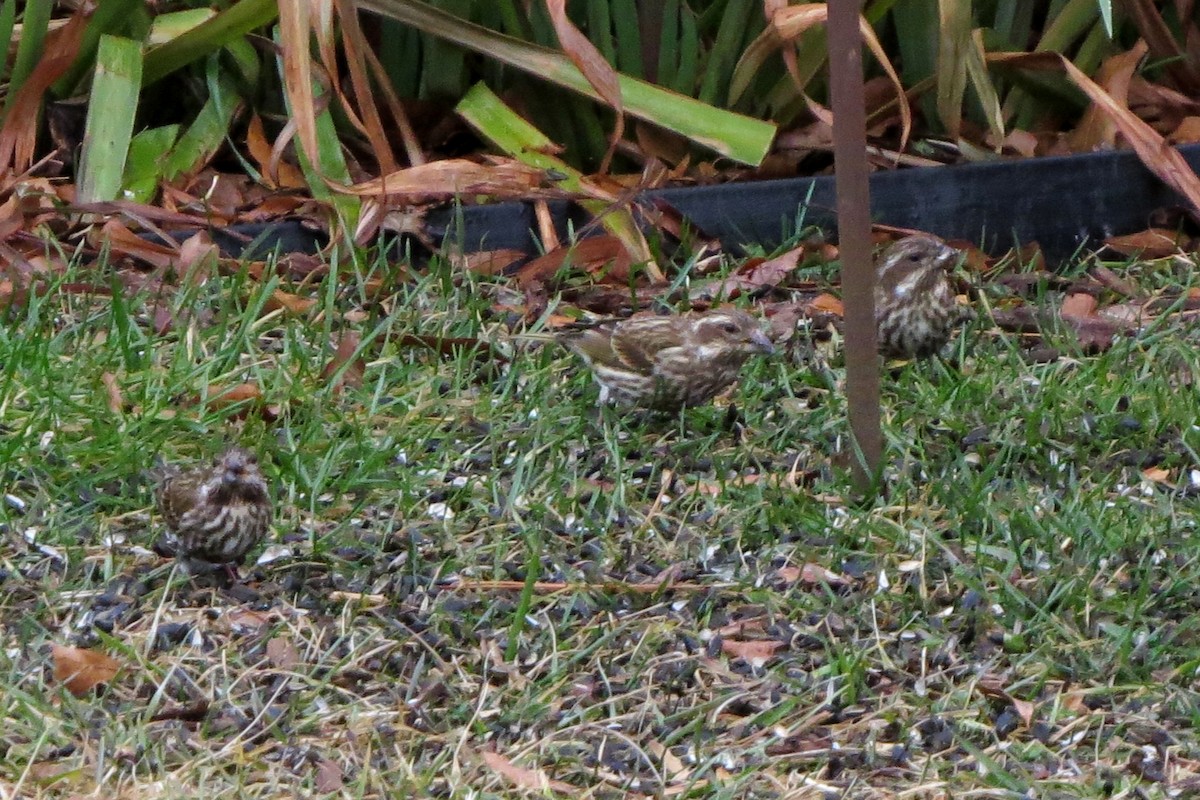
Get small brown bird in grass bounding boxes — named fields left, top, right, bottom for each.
left=875, top=234, right=969, bottom=359
left=155, top=447, right=272, bottom=577
left=559, top=308, right=775, bottom=411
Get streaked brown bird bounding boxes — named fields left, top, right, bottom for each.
left=874, top=234, right=969, bottom=359
left=155, top=447, right=272, bottom=576
left=559, top=308, right=775, bottom=411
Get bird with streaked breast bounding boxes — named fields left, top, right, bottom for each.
left=873, top=234, right=970, bottom=360
left=558, top=308, right=775, bottom=412
left=155, top=447, right=272, bottom=576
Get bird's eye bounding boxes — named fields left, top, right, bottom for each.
left=722, top=322, right=739, bottom=333
left=907, top=253, right=922, bottom=262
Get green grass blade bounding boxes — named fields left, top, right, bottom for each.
left=610, top=0, right=644, bottom=78
left=122, top=125, right=180, bottom=204
left=77, top=35, right=143, bottom=204
left=162, top=68, right=242, bottom=181
left=8, top=0, right=52, bottom=100
left=0, top=0, right=19, bottom=85
left=142, top=0, right=279, bottom=86
left=51, top=0, right=149, bottom=98
left=456, top=82, right=650, bottom=261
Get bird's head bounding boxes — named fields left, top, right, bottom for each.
left=211, top=447, right=267, bottom=501
left=694, top=309, right=775, bottom=356
left=876, top=235, right=961, bottom=298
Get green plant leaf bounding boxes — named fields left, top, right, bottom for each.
left=360, top=0, right=775, bottom=165
left=78, top=35, right=143, bottom=204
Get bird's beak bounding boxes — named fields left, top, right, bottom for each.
left=935, top=245, right=961, bottom=270
left=750, top=329, right=776, bottom=355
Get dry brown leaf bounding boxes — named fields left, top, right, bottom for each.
left=343, top=159, right=549, bottom=200
left=0, top=14, right=86, bottom=173
left=51, top=644, right=121, bottom=696
left=265, top=289, right=317, bottom=316
left=515, top=236, right=633, bottom=287
left=1016, top=242, right=1046, bottom=272
left=453, top=249, right=525, bottom=276
left=545, top=0, right=623, bottom=172
left=1143, top=466, right=1172, bottom=483
left=246, top=113, right=307, bottom=189
left=226, top=608, right=274, bottom=634
left=1169, top=115, right=1200, bottom=144
left=314, top=758, right=344, bottom=794
left=1067, top=316, right=1121, bottom=352
left=1011, top=697, right=1036, bottom=727
left=810, top=293, right=845, bottom=316
left=994, top=128, right=1039, bottom=157
left=1098, top=302, right=1150, bottom=326
left=692, top=246, right=804, bottom=300
left=266, top=637, right=300, bottom=669
left=204, top=382, right=263, bottom=411
left=321, top=331, right=365, bottom=392
left=720, top=638, right=784, bottom=666
left=1069, top=45, right=1145, bottom=151
left=480, top=750, right=574, bottom=793
left=92, top=219, right=178, bottom=270
left=992, top=45, right=1200, bottom=218
left=799, top=562, right=851, bottom=586
left=101, top=372, right=123, bottom=415
left=767, top=5, right=912, bottom=152
left=176, top=231, right=219, bottom=286
left=1104, top=228, right=1187, bottom=258
left=976, top=676, right=1035, bottom=727
left=1060, top=293, right=1098, bottom=318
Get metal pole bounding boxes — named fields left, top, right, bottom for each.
left=827, top=0, right=882, bottom=491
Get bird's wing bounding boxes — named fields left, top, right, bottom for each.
left=559, top=327, right=625, bottom=367
left=610, top=317, right=688, bottom=373
left=156, top=473, right=201, bottom=528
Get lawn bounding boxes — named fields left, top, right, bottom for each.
left=3, top=243, right=1200, bottom=798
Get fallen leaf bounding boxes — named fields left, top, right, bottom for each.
left=1168, top=115, right=1200, bottom=144
left=51, top=644, right=121, bottom=696
left=799, top=562, right=851, bottom=587
left=480, top=750, right=574, bottom=793
left=976, top=676, right=1035, bottom=727
left=1143, top=466, right=1172, bottom=483
left=321, top=331, right=364, bottom=392
left=266, top=637, right=300, bottom=669
left=264, top=289, right=317, bottom=316
left=1060, top=293, right=1098, bottom=318
left=226, top=608, right=273, bottom=634
left=810, top=293, right=845, bottom=316
left=515, top=236, right=633, bottom=287
left=720, top=638, right=784, bottom=667
left=454, top=249, right=525, bottom=276
left=691, top=246, right=804, bottom=300
left=344, top=158, right=549, bottom=200
left=100, top=372, right=123, bottom=414
left=1011, top=697, right=1036, bottom=727
left=314, top=758, right=343, bottom=793
left=204, top=382, right=262, bottom=410
left=176, top=232, right=219, bottom=286
left=991, top=45, right=1200, bottom=219
left=1104, top=228, right=1187, bottom=258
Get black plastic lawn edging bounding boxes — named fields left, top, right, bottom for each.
left=179, top=143, right=1200, bottom=265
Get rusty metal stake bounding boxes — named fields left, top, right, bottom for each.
left=827, top=0, right=882, bottom=493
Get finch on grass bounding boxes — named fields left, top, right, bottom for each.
left=559, top=308, right=775, bottom=412
left=874, top=234, right=969, bottom=359
left=155, top=447, right=272, bottom=577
